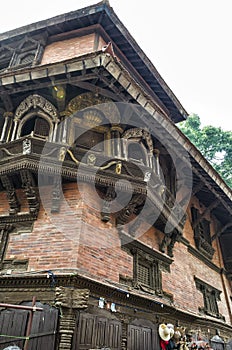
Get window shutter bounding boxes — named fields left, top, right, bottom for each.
left=138, top=262, right=151, bottom=286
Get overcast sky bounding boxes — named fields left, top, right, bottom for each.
left=0, top=0, right=231, bottom=131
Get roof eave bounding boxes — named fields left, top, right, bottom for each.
left=0, top=1, right=187, bottom=123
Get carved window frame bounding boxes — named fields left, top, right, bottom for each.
left=120, top=235, right=173, bottom=298
left=191, top=206, right=215, bottom=259
left=195, top=277, right=224, bottom=320
left=17, top=110, right=53, bottom=140
left=132, top=248, right=162, bottom=294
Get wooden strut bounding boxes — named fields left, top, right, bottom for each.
left=0, top=296, right=43, bottom=350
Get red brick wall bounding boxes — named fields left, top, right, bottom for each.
left=41, top=33, right=106, bottom=65
left=2, top=182, right=231, bottom=323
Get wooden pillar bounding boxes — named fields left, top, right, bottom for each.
left=58, top=308, right=77, bottom=350
left=111, top=125, right=123, bottom=157
left=0, top=112, right=13, bottom=142
left=153, top=149, right=160, bottom=177
left=52, top=119, right=59, bottom=142
left=62, top=117, right=69, bottom=144
left=11, top=117, right=19, bottom=141
left=55, top=286, right=89, bottom=350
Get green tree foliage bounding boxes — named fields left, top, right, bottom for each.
left=178, top=114, right=232, bottom=188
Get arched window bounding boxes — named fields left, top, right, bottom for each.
left=14, top=95, right=58, bottom=142
left=21, top=115, right=50, bottom=138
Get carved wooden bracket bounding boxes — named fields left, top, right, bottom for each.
left=192, top=199, right=220, bottom=229
left=101, top=186, right=116, bottom=222
left=20, top=170, right=39, bottom=215
left=0, top=174, right=20, bottom=215
left=159, top=229, right=182, bottom=257
left=51, top=175, right=62, bottom=213
left=116, top=193, right=146, bottom=226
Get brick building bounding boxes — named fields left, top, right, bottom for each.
left=0, top=1, right=231, bottom=349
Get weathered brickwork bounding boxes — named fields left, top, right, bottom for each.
left=2, top=181, right=231, bottom=324
left=0, top=3, right=231, bottom=348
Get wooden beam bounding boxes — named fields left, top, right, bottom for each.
left=0, top=72, right=97, bottom=96
left=192, top=165, right=232, bottom=217
left=193, top=199, right=221, bottom=229
left=73, top=81, right=123, bottom=101
left=98, top=74, right=131, bottom=102
left=179, top=181, right=205, bottom=207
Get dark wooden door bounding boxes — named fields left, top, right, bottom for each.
left=0, top=309, right=28, bottom=349
left=127, top=324, right=156, bottom=350
left=0, top=303, right=58, bottom=350
left=27, top=303, right=58, bottom=350
left=73, top=312, right=121, bottom=350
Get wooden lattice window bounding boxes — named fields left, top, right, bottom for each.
left=120, top=238, right=172, bottom=297
left=191, top=207, right=214, bottom=259
left=195, top=277, right=224, bottom=320
left=137, top=261, right=151, bottom=287
left=132, top=249, right=162, bottom=294
left=34, top=117, right=50, bottom=137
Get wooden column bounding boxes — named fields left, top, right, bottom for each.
left=111, top=125, right=123, bottom=157
left=11, top=117, right=19, bottom=141
left=55, top=286, right=89, bottom=350
left=153, top=149, right=160, bottom=177
left=52, top=119, right=59, bottom=142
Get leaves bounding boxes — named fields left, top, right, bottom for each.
left=178, top=114, right=232, bottom=188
